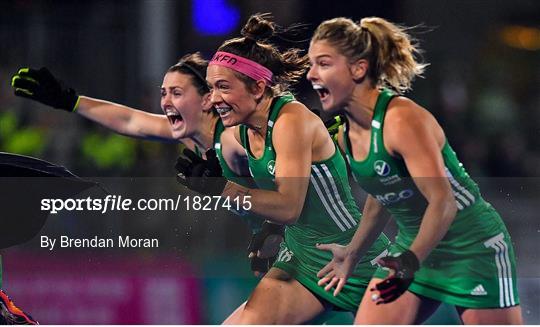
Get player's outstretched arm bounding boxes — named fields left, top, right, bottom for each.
left=12, top=67, right=173, bottom=141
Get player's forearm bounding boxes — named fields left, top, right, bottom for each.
left=222, top=181, right=306, bottom=225
left=77, top=96, right=168, bottom=139
left=408, top=196, right=457, bottom=262
left=77, top=96, right=141, bottom=135
left=347, top=199, right=390, bottom=261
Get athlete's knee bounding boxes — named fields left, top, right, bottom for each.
left=236, top=307, right=275, bottom=325
left=355, top=290, right=421, bottom=324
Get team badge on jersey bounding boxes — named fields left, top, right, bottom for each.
left=374, top=160, right=391, bottom=177
left=267, top=160, right=276, bottom=176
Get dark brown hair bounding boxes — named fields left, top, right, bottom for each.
left=168, top=52, right=209, bottom=95
left=217, top=13, right=310, bottom=97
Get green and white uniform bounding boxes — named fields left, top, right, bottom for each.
left=239, top=93, right=390, bottom=312
left=343, top=88, right=519, bottom=309
left=197, top=119, right=265, bottom=231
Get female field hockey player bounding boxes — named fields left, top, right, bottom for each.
left=195, top=14, right=390, bottom=324
left=11, top=53, right=283, bottom=276
left=308, top=17, right=522, bottom=324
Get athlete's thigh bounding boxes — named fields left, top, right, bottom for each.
left=237, top=267, right=326, bottom=324
left=355, top=278, right=440, bottom=325
left=458, top=305, right=523, bottom=324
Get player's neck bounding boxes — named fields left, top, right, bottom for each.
left=193, top=113, right=219, bottom=152
left=245, top=96, right=272, bottom=137
left=345, top=85, right=379, bottom=130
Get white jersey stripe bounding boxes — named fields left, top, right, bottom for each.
left=445, top=167, right=476, bottom=206
left=484, top=233, right=516, bottom=307
left=312, top=166, right=352, bottom=229
left=321, top=164, right=357, bottom=227
left=503, top=244, right=516, bottom=306
left=310, top=174, right=346, bottom=231
left=494, top=242, right=506, bottom=307
left=451, top=188, right=470, bottom=206
left=484, top=233, right=505, bottom=307
left=495, top=241, right=511, bottom=307
left=499, top=239, right=516, bottom=306
left=452, top=191, right=466, bottom=210
left=373, top=131, right=379, bottom=154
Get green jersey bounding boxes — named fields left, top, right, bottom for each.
left=240, top=93, right=362, bottom=237
left=200, top=119, right=264, bottom=231
left=343, top=88, right=497, bottom=247
left=343, top=88, right=519, bottom=309
left=210, top=120, right=250, bottom=187
left=239, top=93, right=390, bottom=312
left=194, top=119, right=246, bottom=182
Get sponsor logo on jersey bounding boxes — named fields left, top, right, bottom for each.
left=375, top=189, right=414, bottom=205
left=379, top=175, right=402, bottom=185
left=267, top=160, right=276, bottom=176
left=374, top=160, right=391, bottom=177
left=470, top=284, right=487, bottom=296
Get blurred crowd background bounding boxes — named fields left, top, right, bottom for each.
left=0, top=0, right=539, bottom=324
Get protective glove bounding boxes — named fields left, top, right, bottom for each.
left=312, top=109, right=345, bottom=138
left=11, top=67, right=79, bottom=112
left=175, top=148, right=227, bottom=196
left=324, top=114, right=345, bottom=137
left=371, top=249, right=420, bottom=304
left=247, top=221, right=285, bottom=277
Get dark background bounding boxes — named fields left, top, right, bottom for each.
left=0, top=0, right=538, bottom=324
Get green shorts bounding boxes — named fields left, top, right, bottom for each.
left=273, top=229, right=389, bottom=312
left=374, top=229, right=519, bottom=309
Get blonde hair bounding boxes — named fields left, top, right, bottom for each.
left=312, top=17, right=428, bottom=93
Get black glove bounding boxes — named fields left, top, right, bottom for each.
left=371, top=249, right=420, bottom=304
left=11, top=67, right=79, bottom=112
left=247, top=221, right=285, bottom=276
left=312, top=109, right=345, bottom=137
left=175, top=148, right=227, bottom=196
left=325, top=114, right=345, bottom=137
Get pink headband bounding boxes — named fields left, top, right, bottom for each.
left=209, top=51, right=273, bottom=85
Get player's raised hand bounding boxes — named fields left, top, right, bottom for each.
left=11, top=67, right=79, bottom=112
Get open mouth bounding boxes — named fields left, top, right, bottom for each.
left=215, top=106, right=232, bottom=117
left=313, top=84, right=330, bottom=101
left=165, top=110, right=184, bottom=129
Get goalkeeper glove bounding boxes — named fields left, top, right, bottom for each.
left=11, top=67, right=79, bottom=112
left=175, top=148, right=227, bottom=196
left=371, top=249, right=420, bottom=304
left=247, top=221, right=285, bottom=276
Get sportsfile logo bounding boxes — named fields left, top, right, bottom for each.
left=374, top=160, right=391, bottom=177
